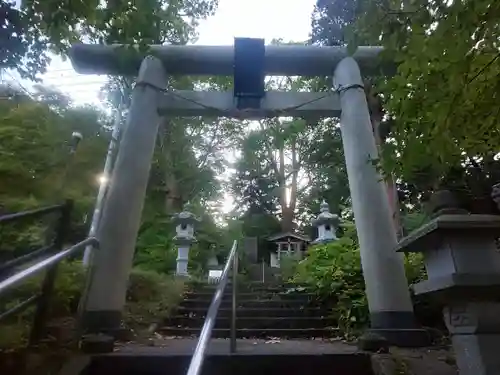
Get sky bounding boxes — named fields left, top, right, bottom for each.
left=41, top=0, right=316, bottom=104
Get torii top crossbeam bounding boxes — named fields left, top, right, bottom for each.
left=69, top=43, right=386, bottom=77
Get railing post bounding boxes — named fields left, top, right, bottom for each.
left=29, top=200, right=73, bottom=345
left=230, top=247, right=238, bottom=353
left=261, top=260, right=265, bottom=283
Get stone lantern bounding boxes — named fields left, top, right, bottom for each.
left=312, top=201, right=339, bottom=244
left=173, top=207, right=200, bottom=277
left=397, top=190, right=500, bottom=375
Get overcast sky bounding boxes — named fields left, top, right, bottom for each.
left=41, top=0, right=316, bottom=104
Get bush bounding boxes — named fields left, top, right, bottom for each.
left=293, top=238, right=368, bottom=337
left=279, top=253, right=300, bottom=282
left=292, top=238, right=428, bottom=338
left=0, top=261, right=85, bottom=349
left=0, top=262, right=185, bottom=349
left=125, top=268, right=185, bottom=327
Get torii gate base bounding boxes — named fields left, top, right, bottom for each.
left=74, top=41, right=428, bottom=349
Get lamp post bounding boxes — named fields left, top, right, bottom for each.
left=44, top=131, right=83, bottom=245
left=83, top=103, right=123, bottom=266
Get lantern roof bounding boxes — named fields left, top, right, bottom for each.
left=172, top=208, right=201, bottom=225
left=312, top=201, right=339, bottom=227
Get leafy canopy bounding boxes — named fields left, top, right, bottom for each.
left=358, top=0, right=500, bottom=180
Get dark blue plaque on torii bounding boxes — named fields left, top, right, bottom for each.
left=233, top=37, right=266, bottom=110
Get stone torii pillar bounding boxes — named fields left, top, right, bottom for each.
left=80, top=56, right=167, bottom=338
left=334, top=57, right=427, bottom=346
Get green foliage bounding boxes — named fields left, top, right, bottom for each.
left=279, top=253, right=300, bottom=282
left=311, top=0, right=500, bottom=213
left=0, top=262, right=185, bottom=349
left=134, top=215, right=178, bottom=274
left=0, top=261, right=86, bottom=348
left=293, top=239, right=368, bottom=337
left=293, top=238, right=426, bottom=338
left=361, top=0, right=500, bottom=182
left=124, top=268, right=186, bottom=328
left=0, top=85, right=109, bottom=253
left=2, top=0, right=219, bottom=79
left=363, top=0, right=499, bottom=188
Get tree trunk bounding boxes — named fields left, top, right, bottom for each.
left=165, top=164, right=183, bottom=213
left=281, top=207, right=294, bottom=232
left=278, top=146, right=293, bottom=232
left=161, top=120, right=184, bottom=213
left=365, top=80, right=403, bottom=238
left=289, top=140, right=298, bottom=214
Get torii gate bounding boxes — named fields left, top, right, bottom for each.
left=72, top=38, right=425, bottom=346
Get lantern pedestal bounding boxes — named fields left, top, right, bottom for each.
left=397, top=212, right=500, bottom=373
left=176, top=244, right=191, bottom=276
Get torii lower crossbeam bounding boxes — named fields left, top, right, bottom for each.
left=158, top=91, right=341, bottom=118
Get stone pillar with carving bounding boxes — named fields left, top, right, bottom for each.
left=397, top=190, right=500, bottom=375
left=173, top=208, right=200, bottom=277
left=312, top=201, right=339, bottom=244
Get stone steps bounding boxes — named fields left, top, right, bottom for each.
left=175, top=306, right=324, bottom=318
left=180, top=298, right=315, bottom=309
left=161, top=283, right=334, bottom=340
left=82, top=339, right=374, bottom=375
left=165, top=316, right=335, bottom=329
left=184, top=291, right=317, bottom=302
left=197, top=283, right=311, bottom=293
left=158, top=327, right=340, bottom=339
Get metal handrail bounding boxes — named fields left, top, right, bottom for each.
left=0, top=245, right=53, bottom=274
left=186, top=240, right=238, bottom=375
left=0, top=204, right=65, bottom=224
left=0, top=237, right=98, bottom=295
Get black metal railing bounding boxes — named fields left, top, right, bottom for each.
left=186, top=240, right=239, bottom=375
left=0, top=200, right=98, bottom=345
left=0, top=202, right=70, bottom=276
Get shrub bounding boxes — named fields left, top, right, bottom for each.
left=0, top=261, right=85, bottom=349
left=124, top=268, right=186, bottom=327
left=293, top=238, right=368, bottom=337
left=0, top=262, right=185, bottom=349
left=292, top=238, right=428, bottom=338
left=279, top=253, right=300, bottom=282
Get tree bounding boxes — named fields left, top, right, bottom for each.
left=297, top=118, right=351, bottom=223
left=0, top=83, right=110, bottom=251
left=353, top=0, right=500, bottom=180
left=311, top=0, right=358, bottom=47
left=310, top=0, right=500, bottom=214
left=0, top=84, right=109, bottom=205
left=232, top=117, right=302, bottom=233
left=152, top=115, right=241, bottom=214
left=1, top=0, right=219, bottom=79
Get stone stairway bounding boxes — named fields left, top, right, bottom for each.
left=79, top=339, right=375, bottom=375
left=69, top=283, right=378, bottom=375
left=161, top=282, right=338, bottom=339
